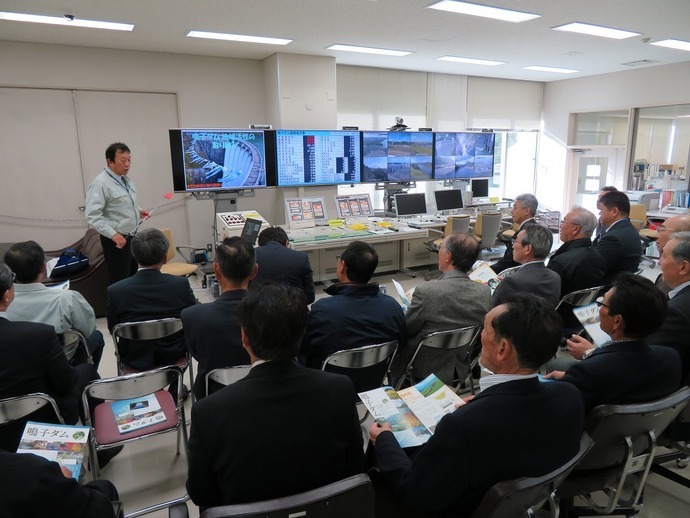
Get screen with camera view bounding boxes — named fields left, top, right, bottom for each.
left=433, top=132, right=495, bottom=180
left=361, top=131, right=434, bottom=183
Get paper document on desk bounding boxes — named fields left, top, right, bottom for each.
left=392, top=279, right=412, bottom=308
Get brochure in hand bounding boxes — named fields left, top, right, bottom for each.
left=572, top=303, right=611, bottom=347
left=469, top=261, right=500, bottom=290
left=17, top=421, right=90, bottom=479
left=111, top=393, right=166, bottom=435
left=358, top=374, right=464, bottom=448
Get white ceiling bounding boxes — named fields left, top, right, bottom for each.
left=2, top=0, right=690, bottom=82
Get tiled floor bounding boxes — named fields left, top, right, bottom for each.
left=92, top=246, right=690, bottom=517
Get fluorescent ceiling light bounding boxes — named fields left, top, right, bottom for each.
left=0, top=11, right=133, bottom=31
left=327, top=44, right=411, bottom=56
left=552, top=22, right=640, bottom=40
left=651, top=39, right=690, bottom=52
left=438, top=56, right=505, bottom=66
left=523, top=65, right=578, bottom=74
left=187, top=31, right=291, bottom=45
left=428, top=1, right=540, bottom=23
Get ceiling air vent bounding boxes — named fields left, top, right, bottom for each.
left=621, top=59, right=659, bottom=67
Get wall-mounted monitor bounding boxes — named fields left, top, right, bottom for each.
left=362, top=131, right=434, bottom=183
left=433, top=132, right=495, bottom=180
left=169, top=129, right=275, bottom=192
left=335, top=194, right=374, bottom=218
left=395, top=193, right=427, bottom=218
left=276, top=130, right=361, bottom=187
left=471, top=178, right=490, bottom=199
left=434, top=189, right=464, bottom=212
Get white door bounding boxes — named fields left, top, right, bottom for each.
left=568, top=147, right=626, bottom=214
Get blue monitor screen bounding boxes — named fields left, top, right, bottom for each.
left=276, top=130, right=361, bottom=187
left=362, top=131, right=434, bottom=183
left=433, top=132, right=495, bottom=180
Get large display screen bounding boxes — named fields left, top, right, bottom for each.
left=276, top=130, right=361, bottom=187
left=362, top=131, right=434, bottom=183
left=169, top=129, right=275, bottom=192
left=433, top=132, right=495, bottom=180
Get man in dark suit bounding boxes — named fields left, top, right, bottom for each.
left=648, top=232, right=690, bottom=382
left=299, top=240, right=406, bottom=369
left=0, top=450, right=119, bottom=518
left=181, top=237, right=255, bottom=400
left=547, top=206, right=606, bottom=298
left=492, top=224, right=561, bottom=308
left=593, top=191, right=642, bottom=285
left=491, top=193, right=538, bottom=273
left=369, top=294, right=584, bottom=517
left=251, top=226, right=315, bottom=304
left=546, top=274, right=681, bottom=412
left=653, top=215, right=690, bottom=296
left=107, top=228, right=196, bottom=370
left=186, top=283, right=365, bottom=509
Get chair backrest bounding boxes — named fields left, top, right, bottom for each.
left=475, top=212, right=503, bottom=248
left=445, top=215, right=471, bottom=237
left=199, top=474, right=374, bottom=518
left=471, top=433, right=594, bottom=518
left=112, top=317, right=183, bottom=342
left=206, top=365, right=252, bottom=396
left=0, top=393, right=65, bottom=426
left=321, top=341, right=398, bottom=393
left=161, top=228, right=177, bottom=263
left=629, top=203, right=647, bottom=230
left=83, top=365, right=184, bottom=404
left=555, top=286, right=604, bottom=311
left=59, top=329, right=93, bottom=364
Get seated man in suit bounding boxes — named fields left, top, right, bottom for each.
left=391, top=233, right=490, bottom=384
left=4, top=240, right=105, bottom=368
left=593, top=190, right=642, bottom=285
left=0, top=450, right=119, bottom=518
left=369, top=294, right=584, bottom=517
left=547, top=206, right=606, bottom=298
left=593, top=185, right=618, bottom=239
left=107, top=228, right=196, bottom=370
left=546, top=274, right=681, bottom=412
left=251, top=226, right=315, bottom=304
left=653, top=214, right=690, bottom=295
left=491, top=193, right=538, bottom=273
left=299, top=240, right=406, bottom=369
left=492, top=224, right=561, bottom=308
left=181, top=237, right=255, bottom=400
left=186, top=283, right=365, bottom=508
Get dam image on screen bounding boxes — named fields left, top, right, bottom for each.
left=180, top=129, right=268, bottom=190
left=362, top=131, right=433, bottom=182
left=434, top=132, right=495, bottom=180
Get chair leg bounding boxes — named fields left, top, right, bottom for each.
left=187, top=361, right=196, bottom=404
left=89, top=436, right=101, bottom=478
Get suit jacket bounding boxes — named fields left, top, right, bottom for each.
left=0, top=318, right=79, bottom=450
left=592, top=218, right=642, bottom=285
left=490, top=218, right=536, bottom=274
left=107, top=268, right=196, bottom=370
left=374, top=378, right=584, bottom=516
left=655, top=273, right=672, bottom=296
left=181, top=289, right=250, bottom=399
left=299, top=282, right=406, bottom=370
left=647, top=285, right=690, bottom=382
left=391, top=270, right=490, bottom=384
left=186, top=361, right=365, bottom=508
left=562, top=339, right=681, bottom=412
left=547, top=238, right=607, bottom=298
left=252, top=241, right=315, bottom=304
left=0, top=451, right=115, bottom=518
left=491, top=261, right=561, bottom=308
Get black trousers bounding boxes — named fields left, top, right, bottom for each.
left=100, top=234, right=137, bottom=286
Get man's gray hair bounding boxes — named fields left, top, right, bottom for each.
left=131, top=228, right=169, bottom=267
left=669, top=231, right=690, bottom=263
left=569, top=206, right=597, bottom=238
left=515, top=193, right=538, bottom=217
left=0, top=263, right=14, bottom=298
left=519, top=224, right=553, bottom=260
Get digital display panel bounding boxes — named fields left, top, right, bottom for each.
left=433, top=132, right=495, bottom=180
left=362, top=131, right=434, bottom=182
left=335, top=194, right=374, bottom=218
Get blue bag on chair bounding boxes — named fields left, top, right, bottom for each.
left=51, top=248, right=90, bottom=277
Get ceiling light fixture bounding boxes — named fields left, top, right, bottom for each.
left=0, top=11, right=133, bottom=31
left=552, top=22, right=640, bottom=40
left=428, top=1, right=540, bottom=23
left=651, top=39, right=690, bottom=52
left=523, top=65, right=578, bottom=74
left=438, top=56, right=505, bottom=66
left=327, top=44, right=411, bottom=56
left=187, top=31, right=291, bottom=45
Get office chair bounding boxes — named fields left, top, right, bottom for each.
left=423, top=216, right=471, bottom=280
left=205, top=365, right=252, bottom=397
left=59, top=328, right=94, bottom=365
left=472, top=212, right=503, bottom=250
left=160, top=228, right=198, bottom=277
left=629, top=203, right=658, bottom=268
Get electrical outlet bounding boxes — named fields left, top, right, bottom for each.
left=206, top=243, right=213, bottom=252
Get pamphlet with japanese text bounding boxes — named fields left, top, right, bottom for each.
left=17, top=421, right=90, bottom=479
left=111, top=393, right=166, bottom=435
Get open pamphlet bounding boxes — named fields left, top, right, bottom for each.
left=469, top=261, right=500, bottom=290
left=572, top=303, right=611, bottom=347
left=358, top=374, right=464, bottom=448
left=111, top=393, right=166, bottom=435
left=392, top=279, right=412, bottom=309
left=17, top=421, right=90, bottom=479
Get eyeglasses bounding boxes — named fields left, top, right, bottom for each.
left=595, top=296, right=609, bottom=308
left=560, top=219, right=580, bottom=227
left=658, top=225, right=679, bottom=233
left=335, top=253, right=342, bottom=261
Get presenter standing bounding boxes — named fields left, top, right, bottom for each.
left=85, top=142, right=149, bottom=285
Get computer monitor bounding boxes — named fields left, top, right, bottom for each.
left=240, top=218, right=263, bottom=245
left=335, top=194, right=374, bottom=218
left=433, top=132, right=495, bottom=180
left=395, top=193, right=427, bottom=217
left=434, top=189, right=464, bottom=212
left=471, top=178, right=489, bottom=199
left=361, top=131, right=434, bottom=182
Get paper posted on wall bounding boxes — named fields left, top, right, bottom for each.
left=16, top=421, right=90, bottom=479
left=358, top=374, right=464, bottom=448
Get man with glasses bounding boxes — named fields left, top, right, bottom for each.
left=545, top=274, right=680, bottom=412
left=547, top=206, right=606, bottom=298
left=491, top=193, right=538, bottom=274
left=653, top=215, right=690, bottom=295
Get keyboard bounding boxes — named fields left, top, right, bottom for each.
left=404, top=218, right=445, bottom=228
